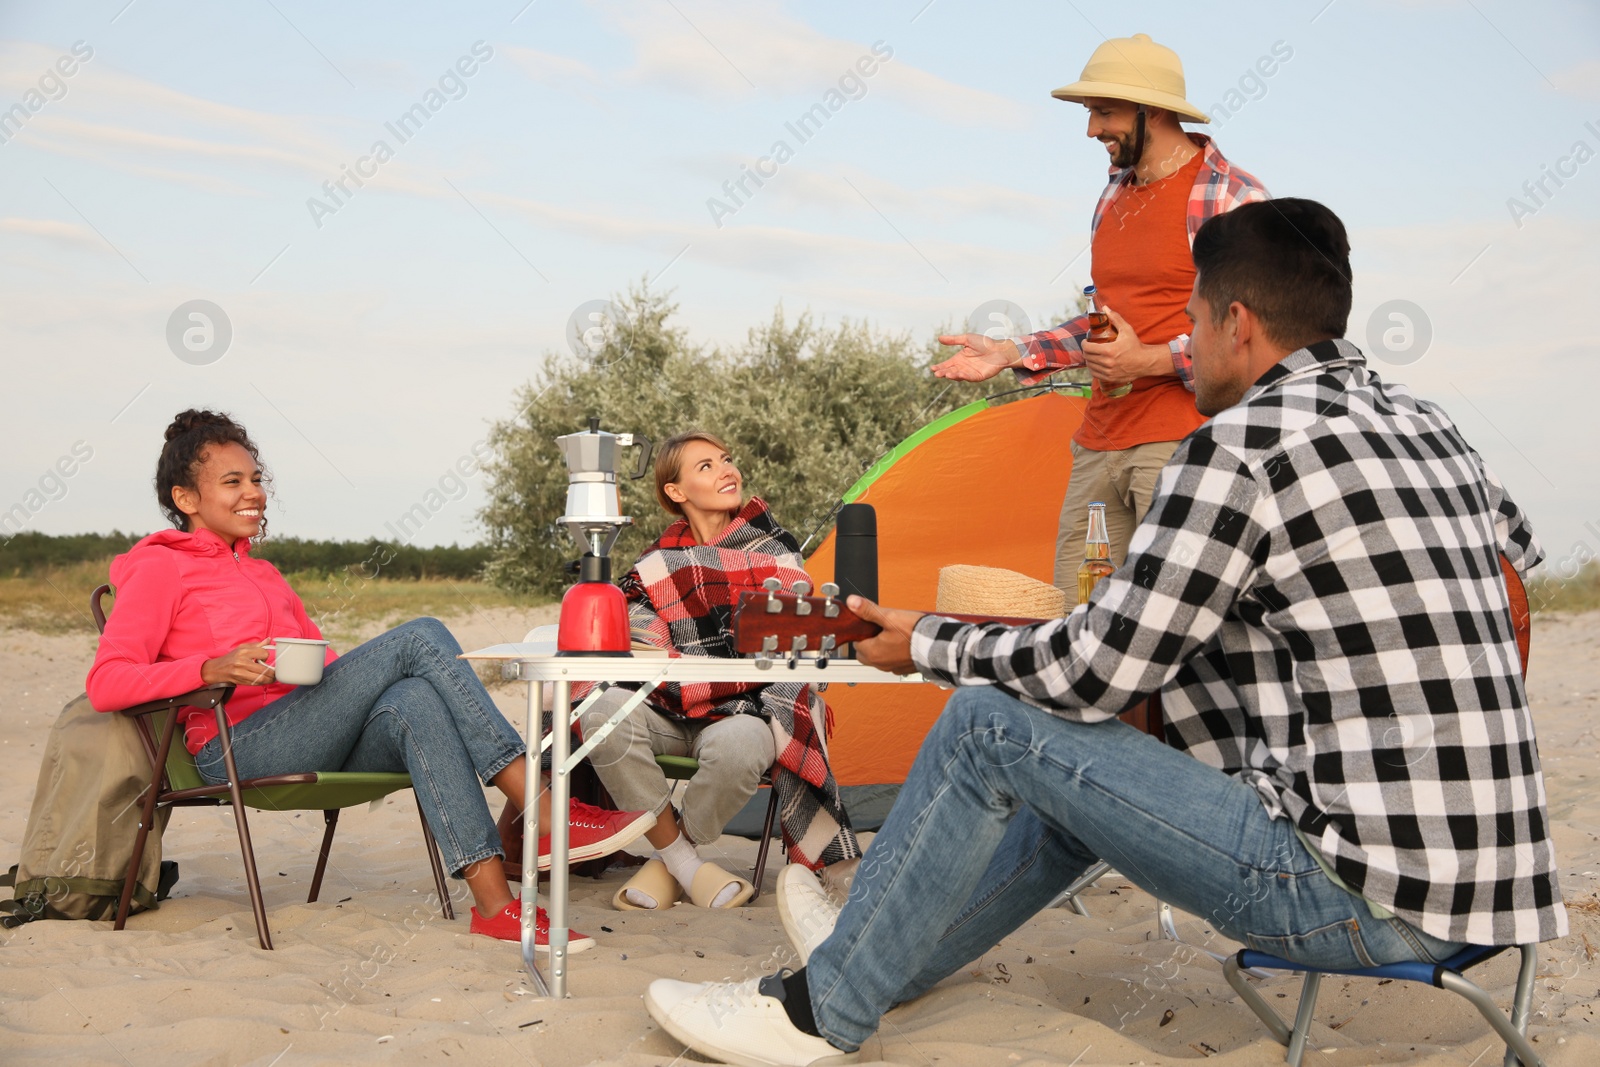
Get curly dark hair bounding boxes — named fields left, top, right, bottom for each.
left=155, top=409, right=271, bottom=538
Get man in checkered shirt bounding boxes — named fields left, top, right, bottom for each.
left=645, top=199, right=1565, bottom=1066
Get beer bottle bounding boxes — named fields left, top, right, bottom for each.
left=1076, top=501, right=1115, bottom=605
left=1083, top=285, right=1131, bottom=398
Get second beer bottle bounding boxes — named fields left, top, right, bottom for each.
left=1076, top=501, right=1115, bottom=605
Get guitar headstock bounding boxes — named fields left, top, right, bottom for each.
left=733, top=581, right=881, bottom=669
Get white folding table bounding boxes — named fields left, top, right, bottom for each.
left=460, top=635, right=925, bottom=998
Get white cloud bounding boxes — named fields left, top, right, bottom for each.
left=752, top=164, right=1067, bottom=226
left=1552, top=58, right=1600, bottom=99
left=501, top=45, right=604, bottom=89
left=584, top=0, right=1029, bottom=127
left=470, top=181, right=1039, bottom=282
left=0, top=216, right=103, bottom=249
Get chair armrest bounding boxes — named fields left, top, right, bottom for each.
left=116, top=683, right=235, bottom=718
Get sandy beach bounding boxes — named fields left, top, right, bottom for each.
left=2, top=607, right=1596, bottom=1067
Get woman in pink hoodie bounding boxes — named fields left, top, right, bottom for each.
left=87, top=409, right=654, bottom=949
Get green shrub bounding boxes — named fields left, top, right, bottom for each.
left=477, top=284, right=990, bottom=598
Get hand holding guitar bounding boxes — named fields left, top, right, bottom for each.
left=847, top=596, right=926, bottom=675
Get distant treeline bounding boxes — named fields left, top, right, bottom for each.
left=0, top=531, right=489, bottom=582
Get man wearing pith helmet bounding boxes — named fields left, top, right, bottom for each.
left=935, top=33, right=1268, bottom=588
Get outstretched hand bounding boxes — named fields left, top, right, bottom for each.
left=848, top=596, right=926, bottom=675
left=202, top=643, right=275, bottom=686
left=931, top=333, right=1019, bottom=382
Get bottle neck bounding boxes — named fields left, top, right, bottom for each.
left=1084, top=506, right=1110, bottom=559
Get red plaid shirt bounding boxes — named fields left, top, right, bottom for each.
left=1016, top=135, right=1268, bottom=390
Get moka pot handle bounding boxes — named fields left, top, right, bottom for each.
left=629, top=434, right=653, bottom=480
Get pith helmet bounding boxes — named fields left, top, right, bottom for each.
left=1051, top=33, right=1209, bottom=123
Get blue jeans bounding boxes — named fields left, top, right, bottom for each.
left=806, top=686, right=1467, bottom=1052
left=196, top=618, right=525, bottom=878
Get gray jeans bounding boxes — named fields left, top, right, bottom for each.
left=577, top=686, right=775, bottom=846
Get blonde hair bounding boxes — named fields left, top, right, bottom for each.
left=654, top=430, right=732, bottom=516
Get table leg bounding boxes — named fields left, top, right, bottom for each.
left=549, top=680, right=573, bottom=997
left=522, top=676, right=550, bottom=995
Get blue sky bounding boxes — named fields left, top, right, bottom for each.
left=2, top=0, right=1597, bottom=575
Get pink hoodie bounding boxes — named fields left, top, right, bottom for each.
left=86, top=528, right=335, bottom=754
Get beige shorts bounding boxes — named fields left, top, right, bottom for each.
left=1053, top=439, right=1181, bottom=594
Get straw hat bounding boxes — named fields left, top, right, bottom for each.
left=936, top=565, right=1069, bottom=619
left=1051, top=33, right=1209, bottom=124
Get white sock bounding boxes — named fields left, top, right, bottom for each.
left=621, top=833, right=704, bottom=910
left=657, top=832, right=704, bottom=890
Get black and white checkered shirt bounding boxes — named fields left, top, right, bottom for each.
left=913, top=338, right=1565, bottom=946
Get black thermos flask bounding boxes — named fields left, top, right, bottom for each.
left=834, top=503, right=878, bottom=604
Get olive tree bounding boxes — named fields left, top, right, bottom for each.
left=478, top=284, right=988, bottom=597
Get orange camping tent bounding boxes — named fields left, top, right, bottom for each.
left=805, top=389, right=1088, bottom=788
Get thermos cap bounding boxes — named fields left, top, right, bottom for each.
left=837, top=502, right=876, bottom=536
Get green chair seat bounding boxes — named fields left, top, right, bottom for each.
left=235, top=773, right=419, bottom=812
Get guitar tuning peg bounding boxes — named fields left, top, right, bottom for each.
left=820, top=582, right=840, bottom=618
left=763, top=576, right=782, bottom=613
left=817, top=634, right=836, bottom=669
left=787, top=634, right=807, bottom=669
left=792, top=578, right=813, bottom=616
left=756, top=634, right=778, bottom=670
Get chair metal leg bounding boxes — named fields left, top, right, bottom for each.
left=216, top=709, right=272, bottom=950
left=1502, top=943, right=1541, bottom=1067
left=1285, top=971, right=1322, bottom=1067
left=749, top=782, right=781, bottom=900
left=1159, top=900, right=1180, bottom=941
left=307, top=810, right=339, bottom=903
left=114, top=780, right=161, bottom=931
left=1438, top=945, right=1544, bottom=1067
left=1223, top=953, right=1292, bottom=1047
left=416, top=799, right=454, bottom=920
left=1163, top=899, right=1271, bottom=977
left=116, top=710, right=181, bottom=931
left=1049, top=859, right=1111, bottom=916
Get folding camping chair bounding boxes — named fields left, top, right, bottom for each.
left=93, top=585, right=453, bottom=950
left=1224, top=943, right=1543, bottom=1067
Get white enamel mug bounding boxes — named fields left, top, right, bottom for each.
left=264, top=638, right=329, bottom=686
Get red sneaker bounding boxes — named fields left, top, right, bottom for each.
left=536, top=799, right=656, bottom=870
left=469, top=898, right=595, bottom=953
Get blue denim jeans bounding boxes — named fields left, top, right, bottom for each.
left=196, top=618, right=525, bottom=878
left=806, top=686, right=1467, bottom=1052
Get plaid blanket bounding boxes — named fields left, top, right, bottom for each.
left=615, top=497, right=859, bottom=870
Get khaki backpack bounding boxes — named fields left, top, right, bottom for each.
left=2, top=693, right=176, bottom=925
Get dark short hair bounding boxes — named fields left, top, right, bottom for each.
left=155, top=408, right=270, bottom=536
left=1191, top=198, right=1352, bottom=351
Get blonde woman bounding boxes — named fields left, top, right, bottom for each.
left=577, top=431, right=859, bottom=911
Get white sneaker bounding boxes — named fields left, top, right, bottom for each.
left=645, top=974, right=855, bottom=1067
left=777, top=863, right=842, bottom=967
